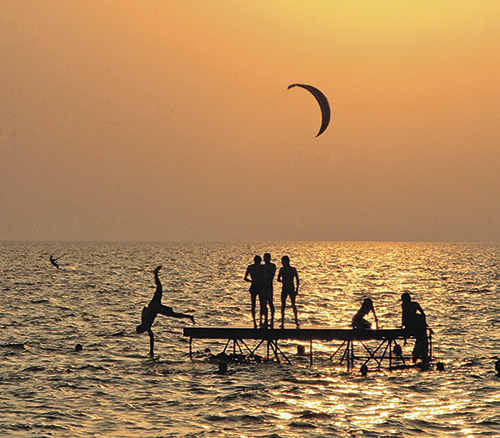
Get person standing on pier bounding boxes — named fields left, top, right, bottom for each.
left=136, top=265, right=195, bottom=357
left=261, top=253, right=276, bottom=328
left=277, top=255, right=300, bottom=329
left=244, top=255, right=265, bottom=329
left=401, top=292, right=429, bottom=363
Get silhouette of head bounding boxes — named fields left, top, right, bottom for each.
left=362, top=298, right=373, bottom=309
left=281, top=255, right=290, bottom=265
left=75, top=343, right=83, bottom=352
left=254, top=255, right=262, bottom=264
left=401, top=292, right=411, bottom=303
left=264, top=253, right=271, bottom=263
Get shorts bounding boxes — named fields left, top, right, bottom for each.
left=281, top=285, right=296, bottom=300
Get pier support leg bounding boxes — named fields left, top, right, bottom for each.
left=429, top=329, right=433, bottom=361
left=310, top=339, right=313, bottom=366
left=389, top=340, right=392, bottom=370
left=349, top=340, right=354, bottom=371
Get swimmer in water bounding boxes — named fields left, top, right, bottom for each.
left=136, top=265, right=195, bottom=357
left=49, top=255, right=61, bottom=270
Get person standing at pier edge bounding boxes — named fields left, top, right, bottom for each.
left=352, top=298, right=379, bottom=330
left=136, top=265, right=195, bottom=357
left=401, top=292, right=429, bottom=363
left=261, top=253, right=276, bottom=328
left=244, top=255, right=265, bottom=329
left=277, top=255, right=300, bottom=329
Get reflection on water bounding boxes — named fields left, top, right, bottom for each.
left=1, top=242, right=500, bottom=437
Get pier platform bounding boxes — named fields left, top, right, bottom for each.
left=183, top=326, right=433, bottom=371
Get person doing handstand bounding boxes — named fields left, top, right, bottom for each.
left=352, top=298, right=379, bottom=330
left=136, top=265, right=195, bottom=357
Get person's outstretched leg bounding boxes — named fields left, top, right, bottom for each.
left=158, top=305, right=195, bottom=324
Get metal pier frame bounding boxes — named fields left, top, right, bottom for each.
left=183, top=326, right=433, bottom=371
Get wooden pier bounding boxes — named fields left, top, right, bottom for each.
left=183, top=326, right=433, bottom=371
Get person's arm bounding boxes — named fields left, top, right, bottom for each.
left=277, top=268, right=283, bottom=283
left=294, top=268, right=299, bottom=293
left=372, top=308, right=379, bottom=330
left=416, top=303, right=428, bottom=326
left=244, top=267, right=251, bottom=283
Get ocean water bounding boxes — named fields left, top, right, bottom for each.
left=1, top=241, right=500, bottom=437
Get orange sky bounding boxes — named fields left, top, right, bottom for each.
left=1, top=1, right=499, bottom=242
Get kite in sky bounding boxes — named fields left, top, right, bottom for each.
left=287, top=83, right=331, bottom=137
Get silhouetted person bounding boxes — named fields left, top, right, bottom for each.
left=261, top=253, right=276, bottom=328
left=352, top=298, right=379, bottom=330
left=401, top=292, right=429, bottom=363
left=136, top=265, right=195, bottom=357
left=50, top=255, right=61, bottom=270
left=244, top=255, right=265, bottom=328
left=215, top=362, right=228, bottom=375
left=360, top=364, right=368, bottom=376
left=278, top=255, right=300, bottom=329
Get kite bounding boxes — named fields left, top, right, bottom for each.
left=287, top=83, right=331, bottom=137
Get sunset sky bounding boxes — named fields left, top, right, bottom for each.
left=1, top=1, right=499, bottom=242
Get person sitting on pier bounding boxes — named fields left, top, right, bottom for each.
left=136, top=265, right=195, bottom=357
left=244, top=255, right=265, bottom=328
left=352, top=298, right=379, bottom=330
left=401, top=292, right=429, bottom=363
left=277, top=255, right=300, bottom=329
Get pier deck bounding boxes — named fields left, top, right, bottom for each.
left=183, top=326, right=432, bottom=370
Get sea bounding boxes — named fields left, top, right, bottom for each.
left=1, top=241, right=500, bottom=438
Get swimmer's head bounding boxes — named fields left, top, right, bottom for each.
left=360, top=364, right=368, bottom=376
left=216, top=362, right=228, bottom=374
